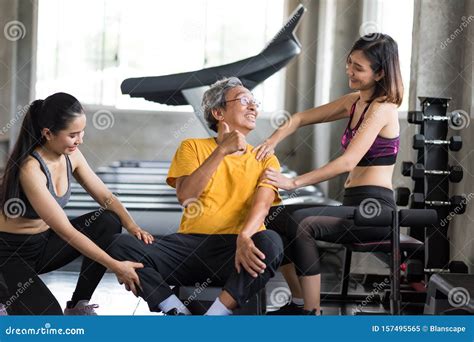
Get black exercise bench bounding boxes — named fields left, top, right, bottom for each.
left=346, top=208, right=437, bottom=314
left=341, top=233, right=424, bottom=297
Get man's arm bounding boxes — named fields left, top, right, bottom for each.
left=175, top=123, right=246, bottom=204
left=235, top=186, right=277, bottom=277
left=240, top=186, right=276, bottom=238
left=175, top=147, right=226, bottom=204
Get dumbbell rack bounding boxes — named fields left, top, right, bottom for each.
left=402, top=97, right=464, bottom=272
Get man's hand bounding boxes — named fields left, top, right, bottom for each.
left=235, top=234, right=266, bottom=278
left=219, top=122, right=247, bottom=155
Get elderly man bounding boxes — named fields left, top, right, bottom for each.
left=109, top=77, right=284, bottom=315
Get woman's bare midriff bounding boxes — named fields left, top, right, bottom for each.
left=344, top=164, right=394, bottom=190
left=0, top=214, right=49, bottom=235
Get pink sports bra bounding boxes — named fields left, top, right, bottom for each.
left=341, top=99, right=399, bottom=166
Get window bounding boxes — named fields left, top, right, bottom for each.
left=36, top=0, right=285, bottom=113
left=363, top=0, right=414, bottom=111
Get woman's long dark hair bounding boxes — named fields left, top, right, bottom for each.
left=348, top=33, right=404, bottom=106
left=0, top=92, right=84, bottom=213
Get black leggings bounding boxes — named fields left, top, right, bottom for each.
left=269, top=186, right=396, bottom=276
left=0, top=210, right=122, bottom=315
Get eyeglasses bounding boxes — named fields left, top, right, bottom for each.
left=225, top=96, right=261, bottom=108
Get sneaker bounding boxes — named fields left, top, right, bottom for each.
left=164, top=308, right=185, bottom=316
left=64, top=300, right=99, bottom=316
left=0, top=304, right=8, bottom=316
left=266, top=301, right=305, bottom=315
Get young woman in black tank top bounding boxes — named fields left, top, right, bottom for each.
left=255, top=33, right=404, bottom=315
left=0, top=93, right=153, bottom=315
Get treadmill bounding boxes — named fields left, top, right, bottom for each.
left=121, top=4, right=306, bottom=135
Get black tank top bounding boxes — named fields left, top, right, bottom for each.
left=19, top=150, right=73, bottom=219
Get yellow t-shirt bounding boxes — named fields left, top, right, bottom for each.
left=167, top=138, right=281, bottom=235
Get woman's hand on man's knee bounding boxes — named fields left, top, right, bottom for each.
left=112, top=260, right=144, bottom=296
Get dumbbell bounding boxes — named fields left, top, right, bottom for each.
left=401, top=161, right=412, bottom=176
left=413, top=134, right=462, bottom=151
left=448, top=260, right=468, bottom=274
left=411, top=193, right=466, bottom=214
left=405, top=259, right=424, bottom=283
left=402, top=162, right=463, bottom=183
left=395, top=187, right=410, bottom=206
left=408, top=111, right=465, bottom=128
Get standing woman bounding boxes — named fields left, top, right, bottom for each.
left=255, top=33, right=403, bottom=315
left=0, top=92, right=153, bottom=315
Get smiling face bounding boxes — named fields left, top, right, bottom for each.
left=215, top=86, right=259, bottom=135
left=346, top=50, right=383, bottom=92
left=43, top=114, right=86, bottom=155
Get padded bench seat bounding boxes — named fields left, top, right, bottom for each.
left=348, top=234, right=424, bottom=254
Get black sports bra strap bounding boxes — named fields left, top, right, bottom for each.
left=346, top=99, right=359, bottom=130
left=353, top=101, right=372, bottom=130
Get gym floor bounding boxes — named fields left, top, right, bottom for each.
left=44, top=249, right=417, bottom=316
left=39, top=270, right=390, bottom=316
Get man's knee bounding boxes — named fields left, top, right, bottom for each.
left=253, top=230, right=284, bottom=266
